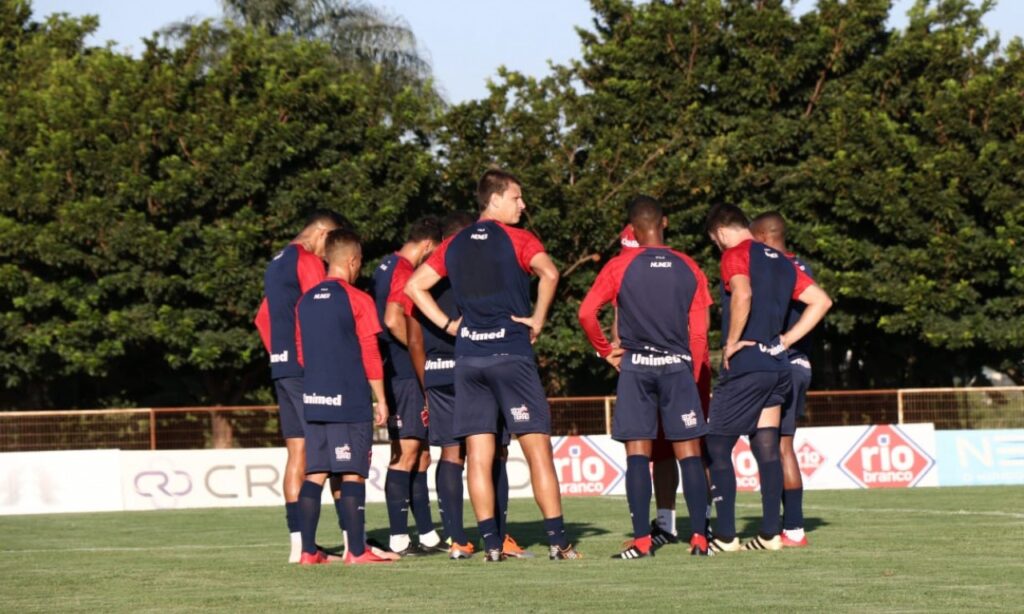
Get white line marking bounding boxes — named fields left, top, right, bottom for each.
left=0, top=543, right=280, bottom=555
left=736, top=502, right=1024, bottom=519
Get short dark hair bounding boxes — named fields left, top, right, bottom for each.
left=324, top=227, right=361, bottom=263
left=627, top=195, right=663, bottom=230
left=305, top=209, right=351, bottom=231
left=705, top=204, right=750, bottom=235
left=407, top=215, right=442, bottom=243
left=750, top=210, right=786, bottom=231
left=441, top=211, right=475, bottom=238
left=476, top=168, right=521, bottom=211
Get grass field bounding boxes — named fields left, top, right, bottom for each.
left=2, top=487, right=1023, bottom=612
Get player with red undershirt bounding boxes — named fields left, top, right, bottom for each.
left=704, top=204, right=831, bottom=552
left=254, top=209, right=348, bottom=563
left=580, top=196, right=713, bottom=558
left=293, top=228, right=392, bottom=565
left=405, top=169, right=582, bottom=562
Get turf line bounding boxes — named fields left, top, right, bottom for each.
left=736, top=502, right=1024, bottom=519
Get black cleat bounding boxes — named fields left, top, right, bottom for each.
left=392, top=542, right=429, bottom=557
left=611, top=540, right=653, bottom=560
left=417, top=541, right=449, bottom=555
left=649, top=520, right=679, bottom=547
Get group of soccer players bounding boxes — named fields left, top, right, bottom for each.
left=256, top=167, right=831, bottom=564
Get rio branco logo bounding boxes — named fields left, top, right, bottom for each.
left=796, top=440, right=826, bottom=479
left=840, top=425, right=935, bottom=489
left=731, top=437, right=760, bottom=492
left=552, top=436, right=624, bottom=496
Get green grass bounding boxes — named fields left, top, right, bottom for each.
left=2, top=487, right=1023, bottom=612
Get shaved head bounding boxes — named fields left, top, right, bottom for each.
left=627, top=195, right=663, bottom=233
left=751, top=211, right=787, bottom=251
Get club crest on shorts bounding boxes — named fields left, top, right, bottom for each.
left=510, top=404, right=530, bottom=423
left=681, top=410, right=698, bottom=428
left=334, top=444, right=352, bottom=461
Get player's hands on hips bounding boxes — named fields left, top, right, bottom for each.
left=443, top=316, right=463, bottom=336
left=605, top=347, right=625, bottom=371
left=723, top=340, right=755, bottom=370
left=510, top=314, right=544, bottom=343
left=373, top=401, right=388, bottom=427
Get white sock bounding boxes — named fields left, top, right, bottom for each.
left=390, top=534, right=410, bottom=552
left=784, top=527, right=805, bottom=540
left=419, top=529, right=441, bottom=547
left=288, top=532, right=302, bottom=563
left=656, top=509, right=677, bottom=536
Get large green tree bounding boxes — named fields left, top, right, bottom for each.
left=0, top=2, right=439, bottom=409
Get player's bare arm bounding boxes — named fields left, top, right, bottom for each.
left=406, top=263, right=461, bottom=336
left=384, top=301, right=408, bottom=346
left=510, top=251, right=559, bottom=343
left=406, top=314, right=427, bottom=389
left=369, top=378, right=388, bottom=427
left=724, top=273, right=755, bottom=369
left=780, top=284, right=832, bottom=350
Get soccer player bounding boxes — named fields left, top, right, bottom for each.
left=254, top=209, right=348, bottom=562
left=751, top=211, right=816, bottom=547
left=293, top=228, right=391, bottom=565
left=579, top=196, right=713, bottom=558
left=405, top=211, right=531, bottom=560
left=371, top=217, right=445, bottom=556
left=704, top=204, right=831, bottom=552
left=405, top=169, right=582, bottom=562
left=618, top=223, right=713, bottom=547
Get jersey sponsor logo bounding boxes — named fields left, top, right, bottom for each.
left=303, top=393, right=343, bottom=407
left=270, top=350, right=289, bottom=364
left=334, top=444, right=352, bottom=462
left=649, top=261, right=673, bottom=268
left=552, top=436, right=625, bottom=496
left=790, top=357, right=811, bottom=369
left=313, top=292, right=331, bottom=300
left=510, top=404, right=530, bottom=423
left=796, top=440, right=825, bottom=479
left=763, top=248, right=779, bottom=259
left=681, top=410, right=698, bottom=428
left=631, top=352, right=691, bottom=367
left=460, top=327, right=507, bottom=341
left=470, top=227, right=489, bottom=240
left=839, top=425, right=935, bottom=488
left=757, top=341, right=786, bottom=356
left=731, top=437, right=760, bottom=492
left=424, top=358, right=455, bottom=371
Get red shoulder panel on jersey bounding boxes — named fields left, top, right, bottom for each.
left=719, top=239, right=752, bottom=293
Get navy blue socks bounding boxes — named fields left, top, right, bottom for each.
left=340, top=481, right=366, bottom=557
left=678, top=456, right=708, bottom=537
left=410, top=469, right=435, bottom=535
left=625, top=454, right=652, bottom=538
left=706, top=434, right=739, bottom=540
left=298, top=480, right=323, bottom=555
left=385, top=468, right=411, bottom=537
left=493, top=458, right=510, bottom=538
left=543, top=516, right=569, bottom=549
left=783, top=487, right=804, bottom=530
left=436, top=460, right=467, bottom=544
left=285, top=501, right=299, bottom=533
left=750, top=427, right=782, bottom=537
left=479, top=517, right=502, bottom=551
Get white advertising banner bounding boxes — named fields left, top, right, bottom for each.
left=0, top=423, right=939, bottom=515
left=0, top=450, right=123, bottom=515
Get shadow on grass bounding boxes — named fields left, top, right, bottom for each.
left=365, top=519, right=608, bottom=550
left=737, top=515, right=830, bottom=536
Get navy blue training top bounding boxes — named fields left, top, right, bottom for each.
left=785, top=253, right=816, bottom=360
left=370, top=252, right=416, bottom=380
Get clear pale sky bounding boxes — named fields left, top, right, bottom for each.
left=30, top=0, right=1024, bottom=104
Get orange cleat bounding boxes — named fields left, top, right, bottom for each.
left=448, top=541, right=475, bottom=560
left=502, top=534, right=536, bottom=559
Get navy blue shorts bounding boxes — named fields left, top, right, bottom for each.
left=427, top=385, right=458, bottom=447
left=781, top=357, right=812, bottom=436
left=708, top=370, right=792, bottom=436
left=453, top=355, right=550, bottom=438
left=386, top=377, right=427, bottom=441
left=304, top=421, right=373, bottom=477
left=613, top=362, right=707, bottom=442
left=274, top=377, right=306, bottom=439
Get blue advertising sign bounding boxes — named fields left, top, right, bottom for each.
left=935, top=430, right=1024, bottom=486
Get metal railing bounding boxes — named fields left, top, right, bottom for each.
left=1, top=387, right=1022, bottom=452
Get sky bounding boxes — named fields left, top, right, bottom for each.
left=30, top=0, right=1024, bottom=104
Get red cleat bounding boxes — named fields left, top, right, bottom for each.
left=299, top=551, right=328, bottom=565
left=344, top=548, right=394, bottom=565
left=781, top=530, right=809, bottom=548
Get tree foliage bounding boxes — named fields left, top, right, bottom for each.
left=1, top=0, right=1022, bottom=409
